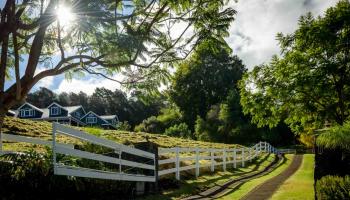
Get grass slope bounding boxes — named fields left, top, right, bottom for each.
left=2, top=117, right=241, bottom=152
left=271, top=154, right=315, bottom=200
left=219, top=154, right=294, bottom=199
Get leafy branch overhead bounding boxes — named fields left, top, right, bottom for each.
left=0, top=0, right=236, bottom=114
left=239, top=0, right=350, bottom=134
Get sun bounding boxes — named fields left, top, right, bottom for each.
left=56, top=5, right=75, bottom=28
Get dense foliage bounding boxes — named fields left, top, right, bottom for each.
left=239, top=0, right=350, bottom=134
left=170, top=40, right=246, bottom=129
left=317, top=121, right=350, bottom=150
left=316, top=175, right=350, bottom=200
left=134, top=105, right=183, bottom=133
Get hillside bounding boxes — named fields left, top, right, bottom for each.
left=2, top=117, right=241, bottom=152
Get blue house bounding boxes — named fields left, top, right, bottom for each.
left=80, top=111, right=118, bottom=129
left=15, top=102, right=119, bottom=129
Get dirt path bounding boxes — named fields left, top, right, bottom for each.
left=240, top=154, right=303, bottom=200
left=181, top=154, right=281, bottom=200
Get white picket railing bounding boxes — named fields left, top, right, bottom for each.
left=158, top=141, right=276, bottom=180
left=52, top=123, right=156, bottom=182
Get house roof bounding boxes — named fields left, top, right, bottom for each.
left=65, top=106, right=84, bottom=114
left=17, top=102, right=43, bottom=113
left=82, top=111, right=110, bottom=124
left=47, top=102, right=69, bottom=112
left=100, top=115, right=117, bottom=120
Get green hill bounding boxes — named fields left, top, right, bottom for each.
left=2, top=117, right=241, bottom=152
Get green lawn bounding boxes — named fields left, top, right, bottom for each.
left=218, top=154, right=294, bottom=199
left=271, top=154, right=315, bottom=200
left=142, top=153, right=276, bottom=200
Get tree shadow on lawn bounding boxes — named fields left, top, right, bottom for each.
left=144, top=153, right=273, bottom=200
left=214, top=155, right=288, bottom=199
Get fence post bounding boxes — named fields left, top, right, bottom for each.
left=211, top=149, right=214, bottom=172
left=241, top=148, right=245, bottom=167
left=175, top=147, right=180, bottom=180
left=233, top=149, right=237, bottom=168
left=195, top=147, right=200, bottom=178
left=265, top=142, right=267, bottom=152
left=52, top=123, right=57, bottom=172
left=249, top=147, right=252, bottom=162
left=223, top=149, right=226, bottom=171
left=259, top=142, right=262, bottom=154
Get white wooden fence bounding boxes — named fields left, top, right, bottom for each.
left=0, top=122, right=283, bottom=183
left=52, top=123, right=156, bottom=182
left=158, top=141, right=277, bottom=180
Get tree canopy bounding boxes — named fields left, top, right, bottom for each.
left=0, top=0, right=236, bottom=126
left=239, top=0, right=350, bottom=134
left=170, top=39, right=246, bottom=129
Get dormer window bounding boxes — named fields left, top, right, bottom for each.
left=20, top=109, right=33, bottom=117
left=87, top=116, right=97, bottom=123
left=51, top=107, right=60, bottom=115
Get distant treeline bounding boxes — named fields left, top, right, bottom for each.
left=21, top=87, right=165, bottom=128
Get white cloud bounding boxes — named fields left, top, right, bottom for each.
left=55, top=76, right=122, bottom=95
left=226, top=0, right=338, bottom=70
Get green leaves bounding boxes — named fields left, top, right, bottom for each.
left=239, top=0, right=350, bottom=134
left=170, top=39, right=245, bottom=129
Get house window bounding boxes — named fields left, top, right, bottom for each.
left=86, top=117, right=97, bottom=123
left=21, top=109, right=34, bottom=117
left=51, top=107, right=60, bottom=115
left=75, top=112, right=81, bottom=118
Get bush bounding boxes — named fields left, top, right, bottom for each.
left=316, top=175, right=350, bottom=200
left=165, top=123, right=192, bottom=138
left=317, top=121, right=350, bottom=150
left=116, top=121, right=131, bottom=131
left=134, top=116, right=164, bottom=133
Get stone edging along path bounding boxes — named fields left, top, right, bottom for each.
left=181, top=154, right=283, bottom=200
left=240, top=154, right=303, bottom=200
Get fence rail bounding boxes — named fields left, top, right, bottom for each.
left=1, top=133, right=74, bottom=150
left=158, top=141, right=277, bottom=180
left=52, top=123, right=156, bottom=182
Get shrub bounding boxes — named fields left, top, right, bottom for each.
left=317, top=121, right=350, bottom=150
left=116, top=121, right=131, bottom=131
left=134, top=116, right=164, bottom=133
left=165, top=123, right=192, bottom=138
left=316, top=175, right=350, bottom=200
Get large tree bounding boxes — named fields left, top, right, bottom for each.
left=239, top=0, right=350, bottom=134
left=170, top=39, right=245, bottom=129
left=0, top=0, right=236, bottom=140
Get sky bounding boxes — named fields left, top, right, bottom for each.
left=3, top=0, right=339, bottom=95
